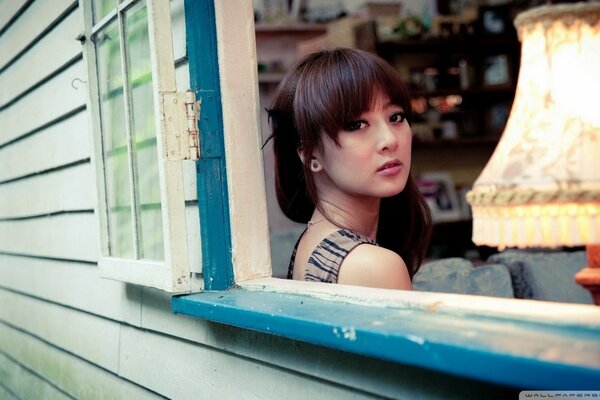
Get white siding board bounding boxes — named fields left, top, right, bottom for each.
left=0, top=0, right=29, bottom=32
left=175, top=61, right=190, bottom=91
left=185, top=203, right=201, bottom=272
left=0, top=61, right=86, bottom=146
left=0, top=111, right=89, bottom=182
left=0, top=0, right=75, bottom=70
left=140, top=287, right=212, bottom=343
left=0, top=213, right=98, bottom=262
left=119, top=324, right=376, bottom=400
left=0, top=385, right=19, bottom=400
left=182, top=159, right=196, bottom=201
left=0, top=322, right=162, bottom=400
left=0, top=10, right=82, bottom=105
left=0, top=350, right=73, bottom=400
left=170, top=0, right=186, bottom=61
left=0, top=163, right=94, bottom=219
left=0, top=384, right=19, bottom=400
left=0, top=255, right=141, bottom=325
left=0, top=289, right=120, bottom=372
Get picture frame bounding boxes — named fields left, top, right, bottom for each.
left=485, top=102, right=511, bottom=136
left=478, top=4, right=511, bottom=36
left=482, top=54, right=512, bottom=88
left=418, top=172, right=463, bottom=223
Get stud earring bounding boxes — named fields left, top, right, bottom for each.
left=311, top=161, right=320, bottom=171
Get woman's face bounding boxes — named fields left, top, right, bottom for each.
left=313, top=93, right=412, bottom=203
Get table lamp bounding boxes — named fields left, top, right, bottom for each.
left=466, top=3, right=600, bottom=305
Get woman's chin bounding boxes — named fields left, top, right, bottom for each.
left=378, top=184, right=406, bottom=198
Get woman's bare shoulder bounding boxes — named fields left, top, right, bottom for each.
left=337, top=244, right=412, bottom=290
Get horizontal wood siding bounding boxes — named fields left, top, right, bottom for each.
left=0, top=213, right=98, bottom=261
left=0, top=290, right=121, bottom=371
left=0, top=350, right=72, bottom=400
left=0, top=111, right=89, bottom=183
left=0, top=0, right=30, bottom=33
left=0, top=0, right=75, bottom=70
left=0, top=61, right=86, bottom=146
left=0, top=7, right=81, bottom=106
left=0, top=163, right=94, bottom=219
left=0, top=322, right=162, bottom=399
left=0, top=255, right=142, bottom=325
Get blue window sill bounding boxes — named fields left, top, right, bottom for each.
left=172, top=288, right=600, bottom=389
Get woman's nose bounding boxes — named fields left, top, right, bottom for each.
left=377, top=123, right=399, bottom=152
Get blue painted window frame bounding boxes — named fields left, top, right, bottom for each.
left=185, top=0, right=233, bottom=290
left=179, top=0, right=600, bottom=390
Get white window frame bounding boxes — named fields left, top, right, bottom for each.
left=81, top=0, right=200, bottom=293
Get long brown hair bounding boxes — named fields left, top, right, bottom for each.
left=266, top=48, right=431, bottom=277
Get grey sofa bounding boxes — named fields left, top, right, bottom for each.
left=413, top=249, right=592, bottom=304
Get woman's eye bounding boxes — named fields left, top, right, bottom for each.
left=390, top=112, right=406, bottom=123
left=344, top=120, right=367, bottom=131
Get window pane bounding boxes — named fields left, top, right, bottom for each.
left=96, top=20, right=134, bottom=258
left=125, top=1, right=164, bottom=260
left=93, top=0, right=116, bottom=24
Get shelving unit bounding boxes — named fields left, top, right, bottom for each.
left=378, top=33, right=520, bottom=259
left=378, top=35, right=520, bottom=147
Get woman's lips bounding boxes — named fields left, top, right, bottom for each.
left=377, top=160, right=402, bottom=176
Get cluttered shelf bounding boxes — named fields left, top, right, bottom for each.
left=255, top=22, right=328, bottom=34
left=377, top=36, right=519, bottom=54
left=413, top=136, right=499, bottom=149
left=410, top=86, right=515, bottom=98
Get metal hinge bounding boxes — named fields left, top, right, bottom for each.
left=160, top=90, right=201, bottom=161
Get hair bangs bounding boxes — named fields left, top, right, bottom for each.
left=292, top=50, right=411, bottom=146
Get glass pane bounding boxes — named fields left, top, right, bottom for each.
left=125, top=1, right=164, bottom=260
left=96, top=20, right=134, bottom=258
left=93, top=0, right=116, bottom=24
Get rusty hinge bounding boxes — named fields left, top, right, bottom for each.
left=160, top=90, right=201, bottom=161
left=184, top=91, right=200, bottom=160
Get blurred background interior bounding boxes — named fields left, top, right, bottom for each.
left=254, top=0, right=586, bottom=277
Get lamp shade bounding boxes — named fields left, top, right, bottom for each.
left=467, top=3, right=600, bottom=249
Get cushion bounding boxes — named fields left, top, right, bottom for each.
left=487, top=250, right=592, bottom=304
left=413, top=258, right=514, bottom=298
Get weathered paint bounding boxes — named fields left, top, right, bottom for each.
left=213, top=1, right=271, bottom=282
left=185, top=0, right=233, bottom=290
left=241, top=277, right=600, bottom=328
left=173, top=288, right=600, bottom=390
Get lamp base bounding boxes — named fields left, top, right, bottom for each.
left=575, top=244, right=600, bottom=306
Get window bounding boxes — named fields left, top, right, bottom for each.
left=173, top=1, right=600, bottom=390
left=81, top=0, right=201, bottom=293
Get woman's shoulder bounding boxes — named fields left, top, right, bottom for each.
left=337, top=243, right=411, bottom=290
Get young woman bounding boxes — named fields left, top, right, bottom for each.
left=267, top=48, right=432, bottom=290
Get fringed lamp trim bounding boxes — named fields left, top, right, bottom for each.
left=467, top=188, right=600, bottom=207
left=471, top=202, right=600, bottom=249
left=515, top=3, right=600, bottom=31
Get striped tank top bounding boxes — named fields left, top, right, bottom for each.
left=287, top=229, right=377, bottom=283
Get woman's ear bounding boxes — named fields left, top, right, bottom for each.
left=296, top=147, right=306, bottom=164
left=296, top=148, right=323, bottom=172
